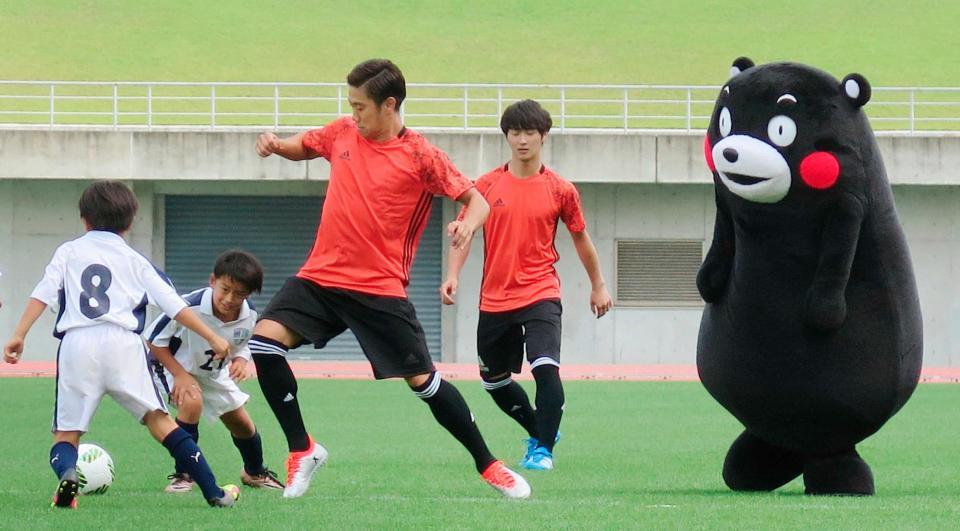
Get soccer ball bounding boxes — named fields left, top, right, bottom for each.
left=76, top=443, right=115, bottom=495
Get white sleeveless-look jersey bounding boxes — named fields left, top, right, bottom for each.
left=32, top=230, right=186, bottom=432
left=31, top=231, right=187, bottom=336
left=144, top=287, right=255, bottom=420
left=145, top=286, right=255, bottom=375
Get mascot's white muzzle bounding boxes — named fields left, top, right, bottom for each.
left=713, top=135, right=791, bottom=203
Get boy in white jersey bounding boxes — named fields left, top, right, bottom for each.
left=3, top=181, right=241, bottom=509
left=145, top=250, right=283, bottom=492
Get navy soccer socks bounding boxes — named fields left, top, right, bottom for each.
left=232, top=430, right=266, bottom=476
left=174, top=418, right=199, bottom=475
left=176, top=418, right=200, bottom=442
left=50, top=441, right=78, bottom=480
left=162, top=428, right=223, bottom=501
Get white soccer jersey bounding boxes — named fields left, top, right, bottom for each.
left=144, top=287, right=255, bottom=376
left=30, top=231, right=187, bottom=337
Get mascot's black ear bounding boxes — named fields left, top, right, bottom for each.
left=729, top=57, right=755, bottom=78
left=841, top=74, right=871, bottom=108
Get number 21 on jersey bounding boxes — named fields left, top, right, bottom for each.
left=199, top=349, right=226, bottom=371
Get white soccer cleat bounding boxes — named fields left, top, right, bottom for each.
left=164, top=472, right=195, bottom=493
left=481, top=460, right=531, bottom=499
left=282, top=436, right=328, bottom=498
left=241, top=467, right=285, bottom=490
left=208, top=484, right=240, bottom=508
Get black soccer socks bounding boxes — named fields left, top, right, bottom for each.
left=413, top=372, right=496, bottom=473
left=532, top=364, right=564, bottom=452
left=250, top=335, right=310, bottom=452
left=482, top=375, right=539, bottom=440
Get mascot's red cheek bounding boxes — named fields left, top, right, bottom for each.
left=704, top=136, right=716, bottom=172
left=800, top=151, right=840, bottom=189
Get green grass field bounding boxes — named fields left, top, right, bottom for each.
left=2, top=1, right=959, bottom=131
left=1, top=0, right=959, bottom=86
left=2, top=378, right=959, bottom=529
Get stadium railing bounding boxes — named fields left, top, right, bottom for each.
left=0, top=81, right=958, bottom=132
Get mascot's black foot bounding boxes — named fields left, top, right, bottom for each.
left=723, top=431, right=804, bottom=491
left=803, top=449, right=875, bottom=496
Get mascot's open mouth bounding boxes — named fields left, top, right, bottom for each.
left=724, top=173, right=767, bottom=186
left=712, top=135, right=792, bottom=203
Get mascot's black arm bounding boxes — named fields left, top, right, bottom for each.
left=804, top=193, right=865, bottom=331
left=697, top=188, right=735, bottom=303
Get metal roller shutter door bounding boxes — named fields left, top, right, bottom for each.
left=164, top=195, right=442, bottom=360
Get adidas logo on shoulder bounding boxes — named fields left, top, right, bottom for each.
left=493, top=198, right=506, bottom=207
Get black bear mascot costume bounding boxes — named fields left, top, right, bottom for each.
left=697, top=57, right=923, bottom=495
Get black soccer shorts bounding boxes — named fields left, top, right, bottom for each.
left=260, top=276, right=434, bottom=379
left=476, top=298, right=562, bottom=377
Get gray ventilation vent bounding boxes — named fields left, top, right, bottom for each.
left=615, top=239, right=704, bottom=306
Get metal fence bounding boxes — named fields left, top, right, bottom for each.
left=1, top=80, right=959, bottom=132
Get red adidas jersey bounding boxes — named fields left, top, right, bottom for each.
left=464, top=164, right=586, bottom=312
left=298, top=117, right=473, bottom=297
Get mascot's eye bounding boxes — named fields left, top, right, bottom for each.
left=719, top=107, right=732, bottom=137
left=767, top=115, right=797, bottom=147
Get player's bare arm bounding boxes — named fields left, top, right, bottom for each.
left=449, top=188, right=489, bottom=250
left=570, top=230, right=613, bottom=318
left=146, top=343, right=200, bottom=406
left=255, top=131, right=315, bottom=160
left=173, top=307, right=232, bottom=359
left=441, top=241, right=472, bottom=305
left=3, top=298, right=47, bottom=364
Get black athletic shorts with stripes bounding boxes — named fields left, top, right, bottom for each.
left=259, top=276, right=435, bottom=379
left=476, top=298, right=562, bottom=378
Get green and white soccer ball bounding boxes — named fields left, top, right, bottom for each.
left=76, top=443, right=115, bottom=495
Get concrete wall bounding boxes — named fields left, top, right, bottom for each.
left=0, top=179, right=326, bottom=363
left=441, top=183, right=715, bottom=366
left=1, top=129, right=958, bottom=365
left=2, top=129, right=958, bottom=184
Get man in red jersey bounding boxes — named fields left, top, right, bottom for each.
left=441, top=99, right=613, bottom=471
left=251, top=59, right=530, bottom=499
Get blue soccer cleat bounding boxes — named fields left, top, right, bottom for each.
left=521, top=446, right=554, bottom=470
left=521, top=432, right=561, bottom=468
left=522, top=437, right=540, bottom=464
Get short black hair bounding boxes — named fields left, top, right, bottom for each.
left=79, top=180, right=139, bottom=233
left=213, top=249, right=263, bottom=294
left=347, top=59, right=406, bottom=110
left=500, top=99, right=553, bottom=135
